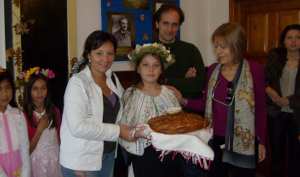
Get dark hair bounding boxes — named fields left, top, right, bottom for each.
left=119, top=16, right=128, bottom=24
left=154, top=4, right=185, bottom=25
left=279, top=24, right=300, bottom=48
left=270, top=24, right=300, bottom=73
left=133, top=53, right=165, bottom=86
left=72, top=30, right=118, bottom=74
left=212, top=23, right=246, bottom=63
left=0, top=71, right=17, bottom=107
left=23, top=74, right=56, bottom=128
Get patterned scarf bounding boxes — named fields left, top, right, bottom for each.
left=205, top=60, right=255, bottom=157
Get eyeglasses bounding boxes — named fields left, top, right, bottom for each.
left=211, top=80, right=235, bottom=107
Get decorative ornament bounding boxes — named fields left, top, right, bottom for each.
left=128, top=42, right=175, bottom=68
left=17, top=67, right=55, bottom=88
left=140, top=14, right=145, bottom=21
left=13, top=19, right=35, bottom=35
left=143, top=33, right=149, bottom=41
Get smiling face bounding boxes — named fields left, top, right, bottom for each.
left=88, top=41, right=115, bottom=75
left=0, top=80, right=13, bottom=112
left=213, top=36, right=234, bottom=65
left=31, top=78, right=47, bottom=107
left=137, top=54, right=162, bottom=84
left=156, top=10, right=180, bottom=44
left=284, top=29, right=300, bottom=53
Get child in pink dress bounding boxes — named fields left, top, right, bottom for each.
left=20, top=67, right=62, bottom=177
left=0, top=71, right=31, bottom=177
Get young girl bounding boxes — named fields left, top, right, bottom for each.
left=21, top=67, right=62, bottom=177
left=0, top=70, right=31, bottom=177
left=118, top=43, right=180, bottom=177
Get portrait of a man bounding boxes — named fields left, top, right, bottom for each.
left=112, top=16, right=131, bottom=47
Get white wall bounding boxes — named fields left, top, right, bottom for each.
left=75, top=0, right=229, bottom=70
left=0, top=0, right=6, bottom=68
left=76, top=0, right=101, bottom=58
left=181, top=0, right=229, bottom=66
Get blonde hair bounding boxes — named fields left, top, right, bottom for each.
left=212, top=23, right=246, bottom=63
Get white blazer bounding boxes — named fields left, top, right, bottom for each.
left=59, top=66, right=124, bottom=171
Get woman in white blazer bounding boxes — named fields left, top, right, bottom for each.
left=59, top=31, right=139, bottom=177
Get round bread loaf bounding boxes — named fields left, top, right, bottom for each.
left=148, top=112, right=209, bottom=134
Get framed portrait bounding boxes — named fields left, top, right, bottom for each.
left=123, top=0, right=149, bottom=10
left=108, top=13, right=135, bottom=61
left=154, top=0, right=177, bottom=10
left=101, top=0, right=180, bottom=69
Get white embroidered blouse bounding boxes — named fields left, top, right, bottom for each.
left=119, top=85, right=180, bottom=155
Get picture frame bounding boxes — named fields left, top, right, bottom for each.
left=123, top=0, right=149, bottom=10
left=154, top=0, right=177, bottom=10
left=101, top=0, right=180, bottom=69
left=108, top=12, right=135, bottom=61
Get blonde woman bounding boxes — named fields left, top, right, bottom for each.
left=178, top=23, right=267, bottom=177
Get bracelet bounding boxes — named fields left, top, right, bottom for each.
left=181, top=98, right=188, bottom=106
left=129, top=129, right=136, bottom=139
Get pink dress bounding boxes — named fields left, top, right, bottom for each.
left=31, top=123, right=62, bottom=177
left=0, top=114, right=22, bottom=177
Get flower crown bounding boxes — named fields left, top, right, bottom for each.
left=17, top=67, right=55, bottom=83
left=128, top=43, right=175, bottom=68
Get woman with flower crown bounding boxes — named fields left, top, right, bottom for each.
left=118, top=42, right=181, bottom=177
left=20, top=67, right=63, bottom=177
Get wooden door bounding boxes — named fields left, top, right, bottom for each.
left=21, top=0, right=68, bottom=109
left=230, top=0, right=300, bottom=63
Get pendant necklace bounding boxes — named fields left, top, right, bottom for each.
left=33, top=109, right=46, bottom=120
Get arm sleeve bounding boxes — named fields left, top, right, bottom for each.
left=186, top=98, right=205, bottom=112
left=264, top=49, right=282, bottom=87
left=185, top=63, right=216, bottom=113
left=63, top=77, right=120, bottom=142
left=19, top=113, right=31, bottom=177
left=0, top=166, right=8, bottom=177
left=288, top=94, right=300, bottom=110
left=54, top=107, right=62, bottom=143
left=25, top=115, right=35, bottom=141
left=167, top=46, right=206, bottom=98
left=252, top=63, right=267, bottom=145
left=265, top=50, right=275, bottom=86
left=288, top=76, right=300, bottom=134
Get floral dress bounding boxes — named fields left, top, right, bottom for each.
left=30, top=125, right=62, bottom=177
left=28, top=108, right=62, bottom=177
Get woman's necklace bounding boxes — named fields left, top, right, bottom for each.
left=33, top=109, right=46, bottom=120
